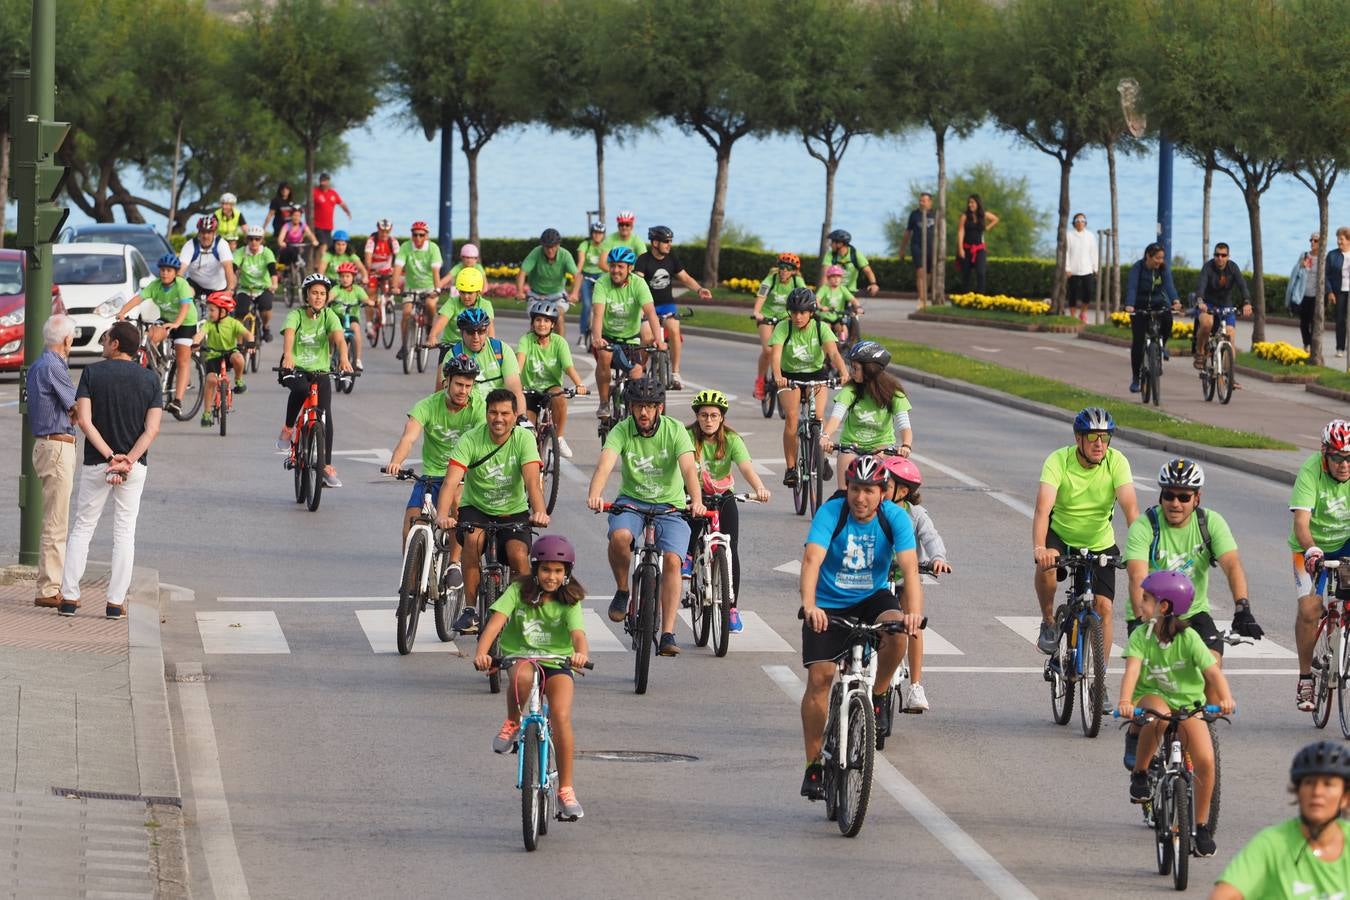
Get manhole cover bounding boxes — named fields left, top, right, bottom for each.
left=576, top=750, right=699, bottom=763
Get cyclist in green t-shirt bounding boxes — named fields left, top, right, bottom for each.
left=393, top=221, right=443, bottom=359
left=443, top=308, right=525, bottom=412
left=279, top=273, right=353, bottom=488
left=575, top=221, right=606, bottom=344
left=752, top=252, right=808, bottom=401
left=1211, top=741, right=1350, bottom=899
left=232, top=225, right=279, bottom=340
left=821, top=228, right=879, bottom=297
left=590, top=246, right=664, bottom=415
left=770, top=289, right=849, bottom=488
left=816, top=264, right=861, bottom=343
left=429, top=267, right=496, bottom=343
left=326, top=262, right=373, bottom=371
left=1031, top=407, right=1139, bottom=656
left=821, top=341, right=913, bottom=488
left=598, top=210, right=647, bottom=272
left=434, top=243, right=487, bottom=294
left=516, top=299, right=588, bottom=459
left=587, top=378, right=705, bottom=657
left=198, top=291, right=253, bottom=428
left=115, top=252, right=199, bottom=418
left=517, top=228, right=580, bottom=337
left=317, top=230, right=368, bottom=281
left=1117, top=570, right=1235, bottom=860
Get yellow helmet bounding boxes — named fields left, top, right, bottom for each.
left=455, top=267, right=485, bottom=294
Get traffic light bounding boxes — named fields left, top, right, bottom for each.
left=13, top=115, right=70, bottom=248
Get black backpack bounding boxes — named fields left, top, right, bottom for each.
left=1145, top=505, right=1217, bottom=569
left=827, top=489, right=895, bottom=546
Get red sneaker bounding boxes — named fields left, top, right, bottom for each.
left=753, top=375, right=766, bottom=400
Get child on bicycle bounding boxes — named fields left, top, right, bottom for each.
left=1117, top=569, right=1236, bottom=859
left=435, top=242, right=486, bottom=294
left=516, top=299, right=588, bottom=459
left=685, top=389, right=772, bottom=634
left=815, top=264, right=861, bottom=343
left=771, top=288, right=849, bottom=489
left=198, top=291, right=252, bottom=428
left=318, top=230, right=368, bottom=281
left=430, top=267, right=496, bottom=342
left=474, top=535, right=589, bottom=821
left=820, top=341, right=911, bottom=488
left=327, top=262, right=372, bottom=371
left=752, top=252, right=808, bottom=401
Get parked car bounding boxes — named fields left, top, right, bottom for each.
left=0, top=248, right=67, bottom=371
left=52, top=243, right=154, bottom=357
left=59, top=222, right=174, bottom=268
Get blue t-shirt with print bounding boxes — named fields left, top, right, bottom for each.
left=806, top=497, right=916, bottom=608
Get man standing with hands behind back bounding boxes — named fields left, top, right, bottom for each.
left=26, top=314, right=78, bottom=608
left=312, top=173, right=352, bottom=260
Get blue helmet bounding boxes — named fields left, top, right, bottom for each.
left=607, top=246, right=637, bottom=266
left=1073, top=406, right=1115, bottom=434
left=156, top=253, right=181, bottom=270
left=331, top=229, right=349, bottom=242
left=456, top=307, right=491, bottom=331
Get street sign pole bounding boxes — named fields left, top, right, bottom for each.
left=1156, top=133, right=1174, bottom=265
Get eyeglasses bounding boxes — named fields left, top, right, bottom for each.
left=411, top=231, right=427, bottom=237
left=1160, top=490, right=1194, bottom=503
left=1214, top=252, right=1228, bottom=258
left=1080, top=433, right=1111, bottom=444
left=1326, top=452, right=1350, bottom=465
left=462, top=327, right=488, bottom=336
left=248, top=236, right=262, bottom=241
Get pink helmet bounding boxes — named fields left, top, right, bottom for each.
left=881, top=455, right=922, bottom=487
left=459, top=243, right=479, bottom=258
left=825, top=264, right=845, bottom=277
left=530, top=535, right=576, bottom=568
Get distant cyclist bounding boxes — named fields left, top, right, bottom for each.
left=751, top=252, right=807, bottom=401
left=115, top=253, right=198, bottom=419
left=1123, top=242, right=1182, bottom=393
left=213, top=192, right=245, bottom=251
left=590, top=246, right=664, bottom=416
left=363, top=218, right=400, bottom=333
left=429, top=267, right=495, bottom=341
left=821, top=229, right=880, bottom=298
left=516, top=299, right=588, bottom=459
left=318, top=230, right=368, bottom=281
left=198, top=292, right=251, bottom=430
left=820, top=341, right=913, bottom=488
left=599, top=210, right=647, bottom=271
left=575, top=222, right=606, bottom=344
left=634, top=225, right=711, bottom=390
left=443, top=307, right=525, bottom=412
left=232, top=225, right=279, bottom=342
left=180, top=216, right=236, bottom=300
left=771, top=288, right=849, bottom=488
left=516, top=228, right=580, bottom=336
left=1191, top=242, right=1252, bottom=371
left=436, top=242, right=486, bottom=294
left=326, top=262, right=373, bottom=371
left=393, top=220, right=442, bottom=359
left=277, top=205, right=319, bottom=269
left=277, top=273, right=353, bottom=488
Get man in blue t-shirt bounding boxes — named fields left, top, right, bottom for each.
left=797, top=456, right=923, bottom=802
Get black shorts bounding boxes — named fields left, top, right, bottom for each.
left=524, top=389, right=559, bottom=414
left=314, top=228, right=333, bottom=248
left=203, top=352, right=240, bottom=373
left=458, top=506, right=532, bottom=560
left=1046, top=527, right=1118, bottom=600
left=536, top=664, right=575, bottom=686
left=801, top=589, right=901, bottom=668
left=1126, top=611, right=1223, bottom=656
left=783, top=367, right=832, bottom=386
left=1067, top=274, right=1095, bottom=304
left=235, top=289, right=274, bottom=315
left=169, top=323, right=198, bottom=343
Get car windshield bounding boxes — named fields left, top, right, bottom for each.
left=0, top=260, right=21, bottom=295
left=53, top=253, right=126, bottom=286
left=72, top=231, right=166, bottom=266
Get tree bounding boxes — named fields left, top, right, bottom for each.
left=241, top=0, right=382, bottom=225
left=886, top=163, right=1046, bottom=259
left=643, top=0, right=781, bottom=285
left=982, top=0, right=1137, bottom=311
left=389, top=0, right=528, bottom=244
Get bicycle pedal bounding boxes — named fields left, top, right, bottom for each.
left=556, top=812, right=579, bottom=822
left=283, top=459, right=294, bottom=470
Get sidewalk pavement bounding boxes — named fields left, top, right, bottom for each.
left=0, top=562, right=187, bottom=899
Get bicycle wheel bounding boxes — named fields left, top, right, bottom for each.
left=479, top=572, right=504, bottom=694
left=1200, top=354, right=1216, bottom=402
left=540, top=426, right=561, bottom=515
left=342, top=335, right=356, bottom=393
left=304, top=423, right=325, bottom=512
left=1078, top=615, right=1105, bottom=738
left=1154, top=778, right=1172, bottom=874
left=1207, top=720, right=1222, bottom=836
left=634, top=564, right=657, bottom=695
left=836, top=691, right=876, bottom=837
left=1170, top=776, right=1191, bottom=891
left=1147, top=344, right=1162, bottom=406
left=401, top=331, right=412, bottom=374
left=710, top=545, right=732, bottom=658
left=761, top=381, right=775, bottom=418
left=1139, top=358, right=1153, bottom=404
left=396, top=531, right=426, bottom=655
left=1049, top=617, right=1074, bottom=725
left=1312, top=626, right=1333, bottom=729
left=823, top=684, right=841, bottom=822
left=1216, top=342, right=1235, bottom=405
left=292, top=438, right=307, bottom=505
left=688, top=553, right=710, bottom=648
left=381, top=300, right=396, bottom=348
left=808, top=421, right=825, bottom=514
left=217, top=383, right=228, bottom=437
left=414, top=320, right=428, bottom=373
left=1337, top=627, right=1350, bottom=739
left=792, top=426, right=809, bottom=516
left=521, top=721, right=544, bottom=851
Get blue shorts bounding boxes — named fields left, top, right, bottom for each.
left=655, top=303, right=678, bottom=318
left=605, top=342, right=637, bottom=374
left=407, top=476, right=444, bottom=511
left=1192, top=306, right=1237, bottom=327
left=607, top=496, right=691, bottom=557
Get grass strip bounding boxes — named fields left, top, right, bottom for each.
left=1083, top=323, right=1192, bottom=352
left=687, top=308, right=1294, bottom=450
left=917, top=304, right=1082, bottom=328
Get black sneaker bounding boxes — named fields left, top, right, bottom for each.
left=607, top=590, right=629, bottom=623
left=783, top=470, right=798, bottom=487
left=105, top=603, right=125, bottom=620
left=164, top=398, right=182, bottom=417
left=1129, top=771, right=1150, bottom=803
left=1123, top=727, right=1139, bottom=770
left=658, top=632, right=680, bottom=656
left=395, top=345, right=407, bottom=361
left=801, top=761, right=826, bottom=800
left=821, top=457, right=833, bottom=480
left=453, top=606, right=479, bottom=635
left=1193, top=824, right=1216, bottom=857
left=263, top=328, right=273, bottom=343
left=234, top=381, right=247, bottom=394
left=874, top=691, right=894, bottom=738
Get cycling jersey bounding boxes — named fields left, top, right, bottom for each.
left=213, top=208, right=244, bottom=242
left=448, top=424, right=540, bottom=516
left=1217, top=818, right=1350, bottom=898
left=200, top=316, right=246, bottom=357
left=821, top=246, right=870, bottom=292
left=1288, top=452, right=1350, bottom=552
left=520, top=246, right=577, bottom=295
left=437, top=295, right=495, bottom=323
left=771, top=317, right=835, bottom=373
left=408, top=390, right=484, bottom=476
left=396, top=240, right=443, bottom=291
left=602, top=415, right=695, bottom=507
left=365, top=235, right=400, bottom=271
left=1123, top=624, right=1214, bottom=709
left=516, top=331, right=573, bottom=390
left=806, top=497, right=916, bottom=608
left=490, top=580, right=584, bottom=664
left=1039, top=445, right=1132, bottom=550
left=181, top=237, right=231, bottom=291
left=284, top=307, right=342, bottom=371
left=1124, top=508, right=1237, bottom=619
left=452, top=338, right=520, bottom=401
left=141, top=277, right=198, bottom=326
left=757, top=270, right=807, bottom=319
left=832, top=384, right=911, bottom=449
left=233, top=245, right=277, bottom=292
left=593, top=275, right=654, bottom=340
left=576, top=239, right=604, bottom=275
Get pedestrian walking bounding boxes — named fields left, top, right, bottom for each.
left=1065, top=212, right=1098, bottom=322
left=312, top=173, right=353, bottom=258
left=26, top=314, right=78, bottom=608
left=901, top=193, right=937, bottom=307
left=59, top=321, right=162, bottom=619
left=957, top=194, right=999, bottom=294
left=1285, top=232, right=1322, bottom=352
left=1326, top=227, right=1349, bottom=358
left=262, top=181, right=294, bottom=240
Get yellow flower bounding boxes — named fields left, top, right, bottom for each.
left=950, top=292, right=1050, bottom=316
left=1253, top=341, right=1309, bottom=366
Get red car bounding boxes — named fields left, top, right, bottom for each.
left=0, top=248, right=67, bottom=371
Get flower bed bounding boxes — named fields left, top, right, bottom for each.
left=949, top=292, right=1051, bottom=316
left=1251, top=341, right=1310, bottom=366
left=1108, top=311, right=1195, bottom=340
left=722, top=277, right=761, bottom=295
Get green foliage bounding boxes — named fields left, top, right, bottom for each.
left=884, top=163, right=1045, bottom=258
left=692, top=221, right=767, bottom=252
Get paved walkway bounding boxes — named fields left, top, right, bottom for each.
left=0, top=564, right=185, bottom=899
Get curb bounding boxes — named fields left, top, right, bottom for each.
left=909, top=310, right=1082, bottom=334
left=678, top=323, right=1298, bottom=485
left=1233, top=364, right=1319, bottom=385
left=1306, top=382, right=1350, bottom=403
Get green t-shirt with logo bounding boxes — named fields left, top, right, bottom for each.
left=593, top=275, right=654, bottom=341
left=437, top=295, right=495, bottom=324
left=834, top=384, right=912, bottom=450
left=1039, top=445, right=1132, bottom=550
left=408, top=390, right=484, bottom=476
left=771, top=317, right=835, bottom=374
left=395, top=240, right=443, bottom=291
left=1289, top=452, right=1350, bottom=551
left=1217, top=818, right=1350, bottom=899
left=516, top=332, right=573, bottom=390
left=691, top=429, right=750, bottom=483
left=1123, top=623, right=1214, bottom=709
left=757, top=270, right=807, bottom=319
left=816, top=284, right=855, bottom=320
left=453, top=338, right=520, bottom=402
left=321, top=250, right=362, bottom=274
left=201, top=315, right=247, bottom=356
left=283, top=306, right=342, bottom=371
left=820, top=247, right=871, bottom=292
left=576, top=239, right=604, bottom=275
left=599, top=233, right=647, bottom=263
left=232, top=246, right=276, bottom=293
left=141, top=277, right=198, bottom=326
left=1124, top=507, right=1238, bottom=620
left=327, top=284, right=367, bottom=321
left=449, top=423, right=540, bottom=516
left=520, top=245, right=577, bottom=295
left=490, top=580, right=584, bottom=664
left=603, top=415, right=695, bottom=507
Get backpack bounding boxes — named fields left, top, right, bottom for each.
left=830, top=245, right=863, bottom=278
left=827, top=490, right=895, bottom=546
left=1145, top=505, right=1217, bottom=569
left=189, top=236, right=227, bottom=263
left=451, top=338, right=505, bottom=380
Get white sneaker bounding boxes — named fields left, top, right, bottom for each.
left=1339, top=351, right=1346, bottom=358
left=322, top=468, right=342, bottom=488
left=558, top=437, right=573, bottom=459
left=904, top=683, right=930, bottom=713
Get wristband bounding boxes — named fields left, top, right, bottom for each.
left=1234, top=598, right=1250, bottom=611
left=901, top=443, right=912, bottom=449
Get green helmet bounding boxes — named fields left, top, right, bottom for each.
left=691, top=389, right=729, bottom=412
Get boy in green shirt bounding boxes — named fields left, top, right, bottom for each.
left=516, top=299, right=588, bottom=459
left=317, top=231, right=367, bottom=281
left=516, top=228, right=580, bottom=336
left=393, top=222, right=443, bottom=358
left=443, top=308, right=525, bottom=412
left=816, top=264, right=861, bottom=343
left=590, top=247, right=664, bottom=416
left=198, top=292, right=253, bottom=428
left=116, top=253, right=199, bottom=417
left=435, top=242, right=486, bottom=292
left=599, top=210, right=647, bottom=272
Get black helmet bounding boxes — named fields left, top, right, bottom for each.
left=539, top=228, right=562, bottom=247
left=828, top=229, right=852, bottom=244
left=647, top=225, right=674, bottom=243
left=786, top=287, right=818, bottom=312
left=441, top=352, right=481, bottom=379
left=1290, top=740, right=1350, bottom=783
left=625, top=377, right=666, bottom=407
left=847, top=340, right=891, bottom=368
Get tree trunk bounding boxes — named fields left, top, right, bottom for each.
left=303, top=141, right=316, bottom=226
left=1311, top=195, right=1328, bottom=366
left=594, top=127, right=606, bottom=225
left=1201, top=157, right=1213, bottom=264
left=703, top=143, right=731, bottom=287
left=933, top=125, right=947, bottom=305
left=166, top=119, right=183, bottom=235
left=1107, top=139, right=1121, bottom=310
left=1243, top=186, right=1266, bottom=344
left=820, top=155, right=838, bottom=259
left=0, top=126, right=8, bottom=247
left=1051, top=156, right=1073, bottom=312
left=465, top=144, right=481, bottom=246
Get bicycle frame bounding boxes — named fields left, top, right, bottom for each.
left=694, top=500, right=733, bottom=607
left=514, top=663, right=553, bottom=792
left=828, top=636, right=879, bottom=777
left=403, top=489, right=443, bottom=601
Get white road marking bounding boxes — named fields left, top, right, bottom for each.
left=355, top=609, right=462, bottom=654
left=559, top=459, right=589, bottom=485
left=918, top=628, right=963, bottom=655
left=1211, top=619, right=1297, bottom=659
left=217, top=596, right=396, bottom=603
left=996, top=615, right=1124, bottom=658
left=910, top=452, right=1035, bottom=518
left=581, top=609, right=628, bottom=651
left=1033, top=345, right=1064, bottom=353
left=774, top=560, right=802, bottom=575
left=160, top=582, right=196, bottom=603
left=676, top=610, right=793, bottom=651
left=971, top=346, right=1002, bottom=353
left=763, top=665, right=1036, bottom=900
left=178, top=681, right=251, bottom=899
left=196, top=611, right=290, bottom=654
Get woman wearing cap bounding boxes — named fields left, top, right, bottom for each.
left=436, top=243, right=487, bottom=294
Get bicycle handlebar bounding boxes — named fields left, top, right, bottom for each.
left=272, top=367, right=360, bottom=379
left=795, top=609, right=929, bottom=633
left=393, top=468, right=439, bottom=486
left=492, top=655, right=594, bottom=671
left=525, top=387, right=579, bottom=400
left=1041, top=551, right=1125, bottom=573
left=1112, top=704, right=1233, bottom=723
left=775, top=378, right=837, bottom=394
left=598, top=501, right=682, bottom=517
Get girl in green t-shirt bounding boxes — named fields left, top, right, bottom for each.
left=821, top=340, right=913, bottom=488
left=473, top=536, right=590, bottom=821
left=686, top=389, right=772, bottom=634
left=816, top=265, right=861, bottom=343
left=326, top=263, right=373, bottom=370
left=752, top=253, right=807, bottom=401
left=429, top=266, right=496, bottom=343
left=317, top=232, right=367, bottom=281
left=516, top=301, right=589, bottom=459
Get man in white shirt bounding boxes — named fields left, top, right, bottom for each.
left=1064, top=212, right=1099, bottom=323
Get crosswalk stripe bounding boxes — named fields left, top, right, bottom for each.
left=581, top=609, right=628, bottom=652
left=1211, top=619, right=1297, bottom=659
left=995, top=615, right=1125, bottom=658
left=196, top=611, right=290, bottom=654
left=675, top=610, right=793, bottom=652
left=355, top=609, right=462, bottom=654
left=917, top=627, right=963, bottom=655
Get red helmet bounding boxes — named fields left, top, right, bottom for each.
left=881, top=455, right=922, bottom=487
left=530, top=535, right=576, bottom=567
left=845, top=455, right=888, bottom=486
left=615, top=210, right=636, bottom=225
left=410, top=221, right=429, bottom=233
left=197, top=216, right=218, bottom=233
left=205, top=291, right=235, bottom=312
left=335, top=261, right=359, bottom=275
left=1323, top=419, right=1350, bottom=453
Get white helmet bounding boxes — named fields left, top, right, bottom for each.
left=220, top=192, right=237, bottom=205
left=243, top=224, right=264, bottom=238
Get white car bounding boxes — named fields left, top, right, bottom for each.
left=53, top=242, right=155, bottom=357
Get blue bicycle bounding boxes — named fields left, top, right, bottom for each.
left=493, top=654, right=593, bottom=851
left=1044, top=549, right=1124, bottom=737
left=329, top=306, right=361, bottom=394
